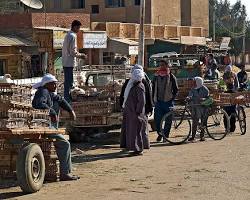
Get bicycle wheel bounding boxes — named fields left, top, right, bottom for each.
left=160, top=110, right=191, bottom=145
left=206, top=108, right=230, bottom=140
left=238, top=106, right=247, bottom=135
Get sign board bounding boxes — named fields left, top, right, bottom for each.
left=83, top=32, right=107, bottom=49
left=53, top=30, right=67, bottom=49
left=129, top=46, right=139, bottom=55
left=180, top=36, right=206, bottom=46
left=220, top=37, right=231, bottom=50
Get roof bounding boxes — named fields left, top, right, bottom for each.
left=34, top=26, right=90, bottom=31
left=0, top=35, right=35, bottom=47
left=109, top=38, right=138, bottom=46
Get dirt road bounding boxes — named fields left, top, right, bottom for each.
left=1, top=115, right=250, bottom=200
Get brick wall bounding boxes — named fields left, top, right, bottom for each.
left=31, top=13, right=90, bottom=28
left=0, top=13, right=90, bottom=30
left=0, top=13, right=33, bottom=29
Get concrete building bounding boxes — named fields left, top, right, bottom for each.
left=43, top=0, right=209, bottom=34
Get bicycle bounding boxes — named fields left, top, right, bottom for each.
left=159, top=100, right=230, bottom=145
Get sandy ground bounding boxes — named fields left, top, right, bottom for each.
left=1, top=112, right=250, bottom=200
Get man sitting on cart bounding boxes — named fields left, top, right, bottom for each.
left=32, top=74, right=79, bottom=181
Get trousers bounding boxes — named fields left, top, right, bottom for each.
left=63, top=67, right=74, bottom=103
left=154, top=100, right=173, bottom=137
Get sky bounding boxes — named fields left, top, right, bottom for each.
left=229, top=0, right=250, bottom=18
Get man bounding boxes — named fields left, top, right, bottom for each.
left=152, top=60, right=178, bottom=142
left=120, top=64, right=153, bottom=115
left=62, top=20, right=87, bottom=103
left=32, top=74, right=79, bottom=181
left=237, top=64, right=248, bottom=90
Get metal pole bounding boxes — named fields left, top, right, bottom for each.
left=213, top=1, right=216, bottom=41
left=138, top=0, right=145, bottom=66
left=242, top=20, right=246, bottom=65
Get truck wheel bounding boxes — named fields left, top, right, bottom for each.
left=16, top=143, right=45, bottom=193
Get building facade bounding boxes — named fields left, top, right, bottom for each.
left=44, top=0, right=209, bottom=34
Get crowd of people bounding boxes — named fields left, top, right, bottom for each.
left=29, top=20, right=249, bottom=182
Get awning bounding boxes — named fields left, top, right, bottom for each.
left=0, top=35, right=35, bottom=47
left=107, top=38, right=139, bottom=55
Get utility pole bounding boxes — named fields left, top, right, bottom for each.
left=242, top=19, right=246, bottom=65
left=138, top=0, right=145, bottom=66
left=213, top=0, right=216, bottom=41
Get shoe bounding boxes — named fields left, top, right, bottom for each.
left=130, top=151, right=143, bottom=156
left=156, top=135, right=162, bottom=142
left=188, top=137, right=195, bottom=142
left=200, top=137, right=206, bottom=142
left=60, top=174, right=80, bottom=181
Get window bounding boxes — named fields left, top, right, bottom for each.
left=0, top=60, right=6, bottom=76
left=71, top=0, right=85, bottom=9
left=134, top=0, right=140, bottom=6
left=92, top=5, right=99, bottom=14
left=181, top=0, right=191, bottom=26
left=53, top=0, right=62, bottom=9
left=105, top=0, right=125, bottom=8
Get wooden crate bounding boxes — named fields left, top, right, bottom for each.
left=106, top=22, right=121, bottom=38
left=191, top=27, right=204, bottom=37
left=164, top=25, right=180, bottom=39
left=179, top=26, right=191, bottom=36
left=144, top=24, right=154, bottom=38
left=153, top=25, right=165, bottom=39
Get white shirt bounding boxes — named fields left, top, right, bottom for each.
left=62, top=31, right=79, bottom=67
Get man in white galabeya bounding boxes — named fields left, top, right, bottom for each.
left=62, top=20, right=87, bottom=103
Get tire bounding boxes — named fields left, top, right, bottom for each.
left=16, top=143, right=45, bottom=193
left=160, top=111, right=191, bottom=145
left=206, top=108, right=230, bottom=140
left=238, top=106, right=247, bottom=135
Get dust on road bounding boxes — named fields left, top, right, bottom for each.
left=1, top=114, right=250, bottom=200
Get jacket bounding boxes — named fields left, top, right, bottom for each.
left=32, top=87, right=72, bottom=116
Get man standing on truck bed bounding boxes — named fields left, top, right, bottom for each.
left=62, top=20, right=87, bottom=103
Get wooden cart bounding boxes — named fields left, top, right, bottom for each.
left=0, top=128, right=65, bottom=193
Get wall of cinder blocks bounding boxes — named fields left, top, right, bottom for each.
left=91, top=22, right=205, bottom=39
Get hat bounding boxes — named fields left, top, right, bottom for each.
left=32, top=74, right=58, bottom=89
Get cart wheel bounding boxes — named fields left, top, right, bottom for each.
left=16, top=143, right=45, bottom=193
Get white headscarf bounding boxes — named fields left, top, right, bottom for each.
left=132, top=64, right=144, bottom=73
left=123, top=68, right=145, bottom=108
left=225, top=65, right=232, bottom=72
left=32, top=74, right=58, bottom=89
left=195, top=77, right=204, bottom=89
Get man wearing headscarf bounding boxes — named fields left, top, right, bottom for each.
left=187, top=77, right=209, bottom=141
left=152, top=60, right=178, bottom=142
left=120, top=64, right=153, bottom=115
left=32, top=74, right=79, bottom=181
left=120, top=69, right=150, bottom=156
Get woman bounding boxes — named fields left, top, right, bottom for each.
left=187, top=77, right=209, bottom=142
left=120, top=69, right=150, bottom=155
left=152, top=60, right=178, bottom=142
left=223, top=65, right=239, bottom=132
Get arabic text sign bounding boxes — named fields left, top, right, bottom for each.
left=83, top=32, right=107, bottom=49
left=53, top=30, right=67, bottom=49
left=220, top=37, right=231, bottom=50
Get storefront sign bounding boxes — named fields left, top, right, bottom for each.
left=83, top=32, right=107, bottom=49
left=220, top=37, right=231, bottom=50
left=53, top=30, right=67, bottom=49
left=129, top=46, right=139, bottom=55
